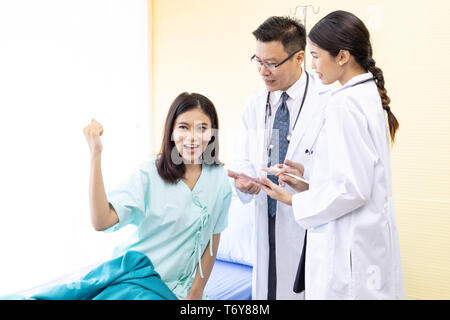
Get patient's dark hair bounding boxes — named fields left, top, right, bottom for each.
left=252, top=16, right=307, bottom=54
left=309, top=10, right=399, bottom=143
left=156, top=92, right=222, bottom=183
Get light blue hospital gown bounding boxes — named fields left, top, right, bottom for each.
left=105, top=159, right=232, bottom=299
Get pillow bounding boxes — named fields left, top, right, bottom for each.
left=216, top=194, right=254, bottom=266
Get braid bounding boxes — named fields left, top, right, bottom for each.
left=364, top=57, right=399, bottom=143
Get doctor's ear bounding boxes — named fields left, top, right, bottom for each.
left=295, top=51, right=305, bottom=66
left=337, top=49, right=350, bottom=66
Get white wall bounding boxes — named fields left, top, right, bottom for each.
left=0, top=0, right=150, bottom=295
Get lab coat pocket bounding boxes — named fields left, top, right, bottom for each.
left=349, top=246, right=355, bottom=298
left=306, top=224, right=333, bottom=296
left=330, top=242, right=352, bottom=297
left=382, top=197, right=395, bottom=255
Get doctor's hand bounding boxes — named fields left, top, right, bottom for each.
left=83, top=119, right=104, bottom=157
left=276, top=159, right=309, bottom=193
left=227, top=171, right=261, bottom=195
left=259, top=177, right=293, bottom=206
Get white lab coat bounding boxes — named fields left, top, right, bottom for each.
left=232, top=71, right=331, bottom=299
left=291, top=73, right=405, bottom=299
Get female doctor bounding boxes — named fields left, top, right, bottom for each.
left=259, top=11, right=405, bottom=299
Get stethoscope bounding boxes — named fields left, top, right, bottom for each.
left=303, top=75, right=376, bottom=156
left=264, top=71, right=310, bottom=156
left=351, top=76, right=376, bottom=87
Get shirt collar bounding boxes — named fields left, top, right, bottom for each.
left=271, top=69, right=307, bottom=104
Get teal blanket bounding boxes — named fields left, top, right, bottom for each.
left=5, top=251, right=178, bottom=300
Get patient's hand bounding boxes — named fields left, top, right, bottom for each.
left=185, top=290, right=202, bottom=300
left=83, top=119, right=104, bottom=157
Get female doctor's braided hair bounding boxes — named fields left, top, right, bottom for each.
left=363, top=56, right=399, bottom=143
left=309, top=10, right=399, bottom=143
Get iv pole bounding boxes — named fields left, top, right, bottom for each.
left=290, top=5, right=320, bottom=69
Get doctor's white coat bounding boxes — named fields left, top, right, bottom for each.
left=232, top=72, right=331, bottom=300
left=291, top=73, right=405, bottom=299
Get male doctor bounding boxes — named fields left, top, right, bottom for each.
left=228, top=16, right=330, bottom=300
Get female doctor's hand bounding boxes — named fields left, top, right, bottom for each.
left=276, top=159, right=309, bottom=193
left=83, top=119, right=104, bottom=156
left=259, top=177, right=293, bottom=206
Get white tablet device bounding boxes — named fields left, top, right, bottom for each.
left=262, top=166, right=309, bottom=184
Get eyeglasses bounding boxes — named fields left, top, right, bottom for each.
left=251, top=49, right=302, bottom=71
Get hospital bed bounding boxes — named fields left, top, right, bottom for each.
left=14, top=195, right=254, bottom=300
left=205, top=196, right=254, bottom=300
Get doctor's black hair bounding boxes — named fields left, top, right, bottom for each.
left=156, top=92, right=222, bottom=184
left=252, top=16, right=307, bottom=54
left=308, top=10, right=399, bottom=143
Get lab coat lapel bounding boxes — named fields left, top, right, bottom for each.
left=285, top=90, right=320, bottom=161
left=257, top=95, right=269, bottom=172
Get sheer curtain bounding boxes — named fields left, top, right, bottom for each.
left=0, top=0, right=151, bottom=295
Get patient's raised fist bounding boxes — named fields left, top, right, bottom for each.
left=83, top=119, right=104, bottom=155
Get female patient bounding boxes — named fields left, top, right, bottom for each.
left=0, top=92, right=231, bottom=301
left=82, top=92, right=232, bottom=300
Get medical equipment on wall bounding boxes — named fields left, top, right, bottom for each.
left=289, top=4, right=321, bottom=69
